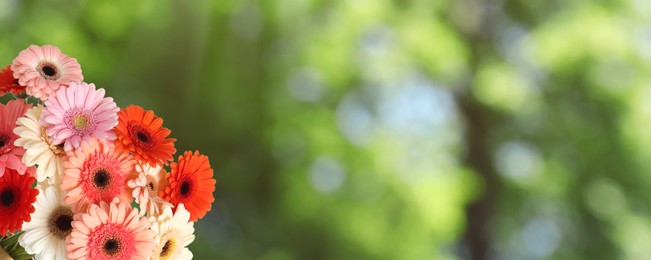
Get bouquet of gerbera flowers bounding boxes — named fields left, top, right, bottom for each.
left=0, top=45, right=216, bottom=260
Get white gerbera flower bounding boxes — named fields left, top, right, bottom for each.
left=19, top=186, right=74, bottom=260
left=128, top=163, right=171, bottom=217
left=14, top=105, right=66, bottom=183
left=149, top=204, right=195, bottom=260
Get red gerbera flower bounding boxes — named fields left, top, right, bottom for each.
left=0, top=168, right=38, bottom=235
left=114, top=105, right=176, bottom=167
left=160, top=151, right=215, bottom=221
left=0, top=65, right=25, bottom=96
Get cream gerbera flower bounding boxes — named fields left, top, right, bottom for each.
left=19, top=186, right=74, bottom=260
left=14, top=105, right=66, bottom=183
left=149, top=204, right=195, bottom=260
left=127, top=163, right=171, bottom=217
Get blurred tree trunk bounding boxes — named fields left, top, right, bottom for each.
left=452, top=1, right=501, bottom=259
left=458, top=93, right=498, bottom=260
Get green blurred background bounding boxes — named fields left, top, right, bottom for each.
left=3, top=0, right=651, bottom=259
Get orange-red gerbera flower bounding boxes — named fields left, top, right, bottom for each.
left=0, top=65, right=25, bottom=96
left=160, top=151, right=215, bottom=221
left=114, top=105, right=176, bottom=167
left=0, top=168, right=38, bottom=235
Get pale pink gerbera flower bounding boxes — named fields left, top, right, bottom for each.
left=41, top=82, right=119, bottom=151
left=67, top=198, right=155, bottom=260
left=60, top=138, right=136, bottom=212
left=0, top=99, right=32, bottom=176
left=11, top=45, right=83, bottom=100
left=127, top=163, right=171, bottom=217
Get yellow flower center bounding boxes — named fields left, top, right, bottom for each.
left=73, top=115, right=89, bottom=129
left=41, top=127, right=65, bottom=156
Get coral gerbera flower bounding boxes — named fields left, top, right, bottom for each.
left=67, top=198, right=156, bottom=260
left=0, top=168, right=38, bottom=235
left=19, top=186, right=74, bottom=259
left=127, top=163, right=171, bottom=217
left=114, top=105, right=176, bottom=167
left=11, top=44, right=83, bottom=100
left=60, top=138, right=135, bottom=212
left=41, top=82, right=119, bottom=151
left=14, top=105, right=66, bottom=183
left=161, top=151, right=215, bottom=221
left=149, top=204, right=195, bottom=260
left=0, top=65, right=25, bottom=96
left=0, top=99, right=32, bottom=176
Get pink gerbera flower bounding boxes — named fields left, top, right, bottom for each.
left=0, top=99, right=32, bottom=176
left=41, top=82, right=119, bottom=151
left=67, top=198, right=155, bottom=260
left=11, top=45, right=83, bottom=100
left=60, top=138, right=135, bottom=212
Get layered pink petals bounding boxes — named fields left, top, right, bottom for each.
left=61, top=139, right=135, bottom=212
left=41, top=82, right=119, bottom=151
left=67, top=199, right=155, bottom=260
left=4, top=44, right=216, bottom=260
left=11, top=45, right=83, bottom=100
left=0, top=99, right=32, bottom=176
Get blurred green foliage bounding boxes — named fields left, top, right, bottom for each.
left=3, top=0, right=651, bottom=259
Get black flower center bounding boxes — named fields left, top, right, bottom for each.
left=0, top=189, right=14, bottom=207
left=103, top=238, right=120, bottom=255
left=0, top=135, right=10, bottom=149
left=56, top=215, right=73, bottom=232
left=94, top=169, right=111, bottom=188
left=137, top=131, right=150, bottom=143
left=48, top=206, right=74, bottom=239
left=148, top=181, right=155, bottom=192
left=180, top=181, right=190, bottom=196
left=37, top=62, right=60, bottom=80
left=42, top=65, right=56, bottom=77
left=129, top=125, right=155, bottom=149
left=162, top=240, right=171, bottom=254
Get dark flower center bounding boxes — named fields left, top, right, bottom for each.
left=148, top=181, right=155, bottom=192
left=180, top=181, right=191, bottom=196
left=160, top=238, right=175, bottom=257
left=0, top=189, right=14, bottom=207
left=0, top=134, right=10, bottom=149
left=103, top=238, right=120, bottom=255
left=38, top=62, right=60, bottom=80
left=48, top=206, right=74, bottom=239
left=56, top=215, right=73, bottom=231
left=137, top=132, right=150, bottom=143
left=129, top=125, right=155, bottom=149
left=42, top=65, right=56, bottom=76
left=94, top=169, right=111, bottom=188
